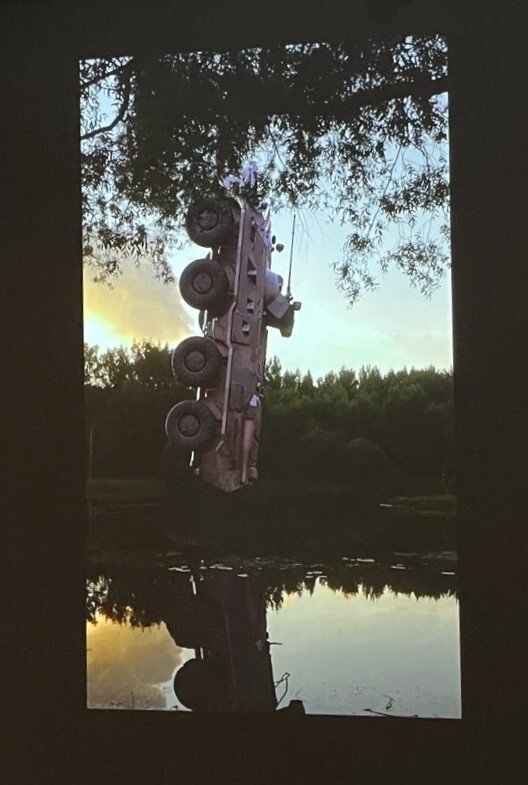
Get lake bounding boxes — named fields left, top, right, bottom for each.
left=86, top=555, right=460, bottom=717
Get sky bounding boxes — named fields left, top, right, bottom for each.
left=84, top=205, right=453, bottom=379
left=86, top=582, right=460, bottom=715
left=83, top=49, right=452, bottom=379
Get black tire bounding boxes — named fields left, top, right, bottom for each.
left=165, top=597, right=208, bottom=649
left=185, top=197, right=237, bottom=247
left=165, top=596, right=224, bottom=649
left=172, top=336, right=222, bottom=388
left=173, top=658, right=227, bottom=711
left=179, top=258, right=229, bottom=314
left=165, top=400, right=217, bottom=451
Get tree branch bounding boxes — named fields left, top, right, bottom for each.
left=168, top=74, right=449, bottom=121
left=365, top=143, right=402, bottom=239
left=80, top=64, right=133, bottom=141
left=80, top=60, right=133, bottom=91
left=327, top=75, right=449, bottom=120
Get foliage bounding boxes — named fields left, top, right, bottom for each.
left=84, top=339, right=178, bottom=390
left=84, top=343, right=454, bottom=485
left=80, top=36, right=449, bottom=302
left=86, top=564, right=457, bottom=628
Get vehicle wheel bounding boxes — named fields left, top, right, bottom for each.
left=165, top=597, right=207, bottom=649
left=185, top=197, right=236, bottom=247
left=165, top=596, right=224, bottom=649
left=173, top=658, right=227, bottom=711
left=172, top=337, right=222, bottom=387
left=179, top=258, right=229, bottom=314
left=165, top=400, right=217, bottom=451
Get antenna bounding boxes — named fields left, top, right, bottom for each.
left=286, top=212, right=296, bottom=297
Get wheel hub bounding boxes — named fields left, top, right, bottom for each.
left=185, top=350, right=206, bottom=372
left=178, top=414, right=200, bottom=437
left=197, top=208, right=219, bottom=231
left=192, top=271, right=213, bottom=293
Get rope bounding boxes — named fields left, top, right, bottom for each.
left=286, top=212, right=296, bottom=296
left=274, top=671, right=291, bottom=707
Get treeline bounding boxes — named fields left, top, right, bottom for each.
left=84, top=341, right=455, bottom=489
left=86, top=564, right=457, bottom=627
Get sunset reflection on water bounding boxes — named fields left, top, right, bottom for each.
left=87, top=614, right=187, bottom=710
left=87, top=571, right=460, bottom=717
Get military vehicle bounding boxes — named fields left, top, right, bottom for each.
left=165, top=194, right=301, bottom=492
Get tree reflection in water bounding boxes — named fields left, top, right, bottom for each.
left=87, top=559, right=457, bottom=625
left=87, top=558, right=457, bottom=712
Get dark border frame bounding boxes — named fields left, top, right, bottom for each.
left=4, top=1, right=526, bottom=782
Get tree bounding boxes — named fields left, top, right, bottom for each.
left=264, top=356, right=283, bottom=391
left=84, top=343, right=103, bottom=386
left=84, top=341, right=453, bottom=484
left=299, top=370, right=315, bottom=398
left=80, top=36, right=449, bottom=303
left=129, top=340, right=174, bottom=391
left=341, top=437, right=394, bottom=494
left=84, top=340, right=180, bottom=391
left=296, top=427, right=343, bottom=480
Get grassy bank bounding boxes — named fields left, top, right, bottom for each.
left=87, top=477, right=454, bottom=508
left=86, top=477, right=457, bottom=559
left=390, top=494, right=456, bottom=514
left=87, top=477, right=179, bottom=504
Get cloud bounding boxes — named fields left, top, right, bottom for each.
left=86, top=616, right=183, bottom=710
left=83, top=259, right=194, bottom=347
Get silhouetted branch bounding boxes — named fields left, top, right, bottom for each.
left=81, top=61, right=132, bottom=91
left=81, top=63, right=133, bottom=141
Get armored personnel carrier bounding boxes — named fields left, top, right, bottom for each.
left=165, top=195, right=301, bottom=492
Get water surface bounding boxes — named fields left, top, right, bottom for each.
left=86, top=558, right=460, bottom=717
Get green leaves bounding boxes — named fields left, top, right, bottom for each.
left=85, top=344, right=454, bottom=483
left=81, top=36, right=449, bottom=302
left=83, top=340, right=177, bottom=391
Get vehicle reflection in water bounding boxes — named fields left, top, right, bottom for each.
left=168, top=568, right=283, bottom=712
left=86, top=559, right=460, bottom=717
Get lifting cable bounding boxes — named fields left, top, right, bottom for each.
left=286, top=212, right=296, bottom=297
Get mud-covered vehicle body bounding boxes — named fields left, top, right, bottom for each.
left=165, top=195, right=300, bottom=492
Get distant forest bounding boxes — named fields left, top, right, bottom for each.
left=84, top=341, right=455, bottom=491
left=87, top=563, right=457, bottom=627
